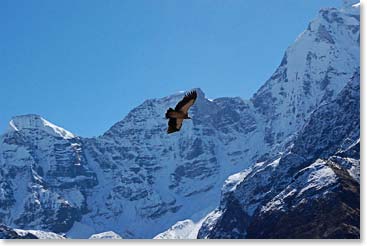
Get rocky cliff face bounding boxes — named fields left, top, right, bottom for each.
left=171, top=1, right=361, bottom=239
left=68, top=88, right=269, bottom=238
left=0, top=1, right=359, bottom=239
left=0, top=115, right=97, bottom=234
left=197, top=72, right=360, bottom=239
left=251, top=0, right=359, bottom=154
left=0, top=224, right=66, bottom=239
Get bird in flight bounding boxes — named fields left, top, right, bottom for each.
left=165, top=90, right=197, bottom=134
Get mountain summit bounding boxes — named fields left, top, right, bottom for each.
left=8, top=114, right=76, bottom=140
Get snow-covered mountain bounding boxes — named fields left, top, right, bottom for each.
left=251, top=0, right=359, bottom=155
left=0, top=0, right=359, bottom=239
left=0, top=115, right=98, bottom=234
left=0, top=224, right=122, bottom=239
left=198, top=72, right=360, bottom=239
left=0, top=224, right=66, bottom=239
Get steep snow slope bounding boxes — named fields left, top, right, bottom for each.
left=251, top=0, right=359, bottom=153
left=198, top=71, right=360, bottom=239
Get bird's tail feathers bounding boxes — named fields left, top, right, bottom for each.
left=165, top=108, right=174, bottom=119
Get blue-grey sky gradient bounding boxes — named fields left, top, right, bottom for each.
left=1, top=0, right=341, bottom=137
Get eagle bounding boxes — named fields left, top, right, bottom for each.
left=165, top=90, right=197, bottom=134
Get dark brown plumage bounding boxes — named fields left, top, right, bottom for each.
left=165, top=90, right=197, bottom=134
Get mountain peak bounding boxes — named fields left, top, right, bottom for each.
left=9, top=114, right=42, bottom=131
left=343, top=0, right=359, bottom=7
left=191, top=88, right=205, bottom=98
left=8, top=114, right=75, bottom=139
left=168, top=88, right=205, bottom=99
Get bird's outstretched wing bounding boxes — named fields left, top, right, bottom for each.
left=175, top=90, right=197, bottom=114
left=167, top=118, right=183, bottom=134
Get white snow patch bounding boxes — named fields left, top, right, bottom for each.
left=89, top=231, right=123, bottom=239
left=268, top=157, right=281, bottom=168
left=154, top=220, right=198, bottom=239
left=261, top=160, right=338, bottom=214
left=9, top=120, right=19, bottom=131
left=222, top=168, right=252, bottom=193
left=154, top=210, right=216, bottom=239
left=297, top=160, right=337, bottom=197
left=8, top=115, right=75, bottom=139
left=14, top=229, right=66, bottom=239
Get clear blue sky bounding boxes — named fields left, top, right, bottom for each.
left=1, top=0, right=341, bottom=137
